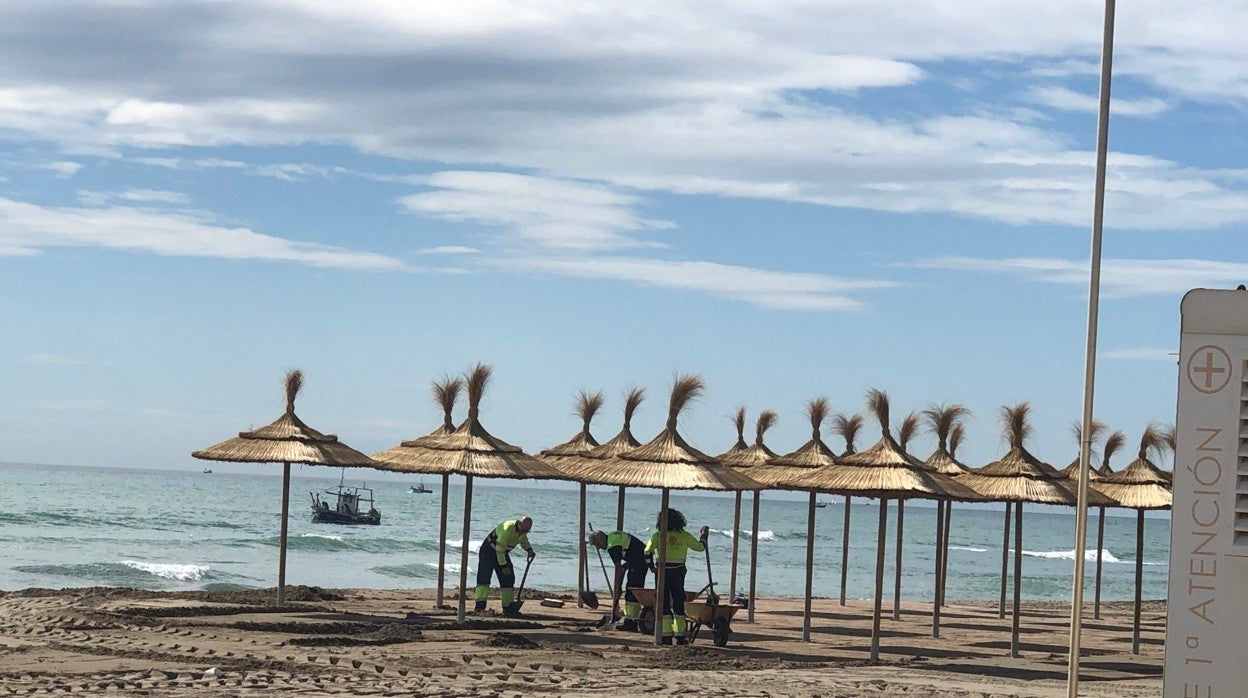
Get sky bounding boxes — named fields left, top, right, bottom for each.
left=1, top=1, right=1244, bottom=476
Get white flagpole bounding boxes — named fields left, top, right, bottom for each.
left=1068, top=0, right=1116, bottom=694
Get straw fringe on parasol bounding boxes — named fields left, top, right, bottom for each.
left=193, top=370, right=376, bottom=606
left=1093, top=424, right=1172, bottom=654
left=1069, top=425, right=1123, bottom=621
left=1058, top=419, right=1107, bottom=481
left=370, top=376, right=463, bottom=608
left=540, top=390, right=605, bottom=610
left=555, top=387, right=646, bottom=535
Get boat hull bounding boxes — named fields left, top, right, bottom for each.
left=311, top=510, right=380, bottom=526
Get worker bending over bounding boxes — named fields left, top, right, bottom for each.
left=588, top=529, right=648, bottom=631
left=645, top=509, right=709, bottom=645
left=474, top=516, right=536, bottom=617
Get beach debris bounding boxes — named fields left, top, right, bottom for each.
left=203, top=668, right=220, bottom=679
left=471, top=632, right=539, bottom=649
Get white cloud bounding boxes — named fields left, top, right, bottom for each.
left=42, top=160, right=82, bottom=178
left=1104, top=347, right=1178, bottom=361
left=78, top=189, right=191, bottom=206
left=1026, top=86, right=1169, bottom=117
left=499, top=255, right=893, bottom=311
left=415, top=245, right=480, bottom=255
left=401, top=171, right=673, bottom=251
left=0, top=196, right=407, bottom=271
left=0, top=2, right=1241, bottom=235
left=908, top=256, right=1248, bottom=297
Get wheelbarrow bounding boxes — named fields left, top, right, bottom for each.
left=628, top=585, right=741, bottom=647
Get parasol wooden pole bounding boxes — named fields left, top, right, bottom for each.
left=748, top=490, right=760, bottom=623
left=933, top=501, right=944, bottom=637
left=277, top=461, right=290, bottom=606
left=802, top=492, right=816, bottom=642
left=1011, top=502, right=1023, bottom=658
left=940, top=501, right=952, bottom=607
left=999, top=502, right=1011, bottom=618
left=654, top=488, right=669, bottom=646
left=840, top=496, right=851, bottom=606
left=1093, top=506, right=1105, bottom=619
left=730, top=492, right=742, bottom=599
left=893, top=500, right=904, bottom=621
left=870, top=498, right=889, bottom=662
left=457, top=475, right=474, bottom=622
left=616, top=486, right=626, bottom=531
left=435, top=473, right=450, bottom=608
left=577, top=484, right=587, bottom=608
left=1132, top=509, right=1144, bottom=654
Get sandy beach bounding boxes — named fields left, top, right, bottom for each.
left=0, top=586, right=1162, bottom=696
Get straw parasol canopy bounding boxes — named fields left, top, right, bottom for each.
left=922, top=404, right=973, bottom=476
left=752, top=398, right=840, bottom=489
left=194, top=370, right=376, bottom=467
left=719, top=410, right=780, bottom=467
left=830, top=410, right=864, bottom=607
left=1092, top=424, right=1173, bottom=655
left=1058, top=419, right=1107, bottom=481
left=370, top=376, right=464, bottom=608
left=192, top=370, right=377, bottom=606
left=541, top=390, right=605, bottom=462
left=1093, top=426, right=1172, bottom=511
left=592, top=376, right=759, bottom=491
left=554, top=388, right=646, bottom=484
left=784, top=391, right=979, bottom=501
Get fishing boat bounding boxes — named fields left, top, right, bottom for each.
left=408, top=481, right=433, bottom=494
left=202, top=468, right=213, bottom=474
left=311, top=471, right=381, bottom=525
left=815, top=500, right=829, bottom=509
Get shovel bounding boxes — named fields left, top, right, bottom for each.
left=580, top=539, right=600, bottom=609
left=511, top=555, right=533, bottom=611
left=702, top=531, right=719, bottom=606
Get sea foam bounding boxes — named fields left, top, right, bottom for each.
left=120, top=560, right=210, bottom=582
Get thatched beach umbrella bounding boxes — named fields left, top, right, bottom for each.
left=1071, top=427, right=1125, bottom=621
left=371, top=376, right=463, bottom=608
left=555, top=388, right=646, bottom=531
left=921, top=402, right=973, bottom=631
left=540, top=390, right=604, bottom=610
left=892, top=411, right=923, bottom=622
left=374, top=364, right=564, bottom=621
left=720, top=409, right=779, bottom=623
left=783, top=389, right=979, bottom=662
left=754, top=398, right=840, bottom=642
left=192, top=370, right=377, bottom=606
left=586, top=375, right=761, bottom=645
left=955, top=403, right=1113, bottom=658
left=831, top=412, right=865, bottom=606
left=1090, top=425, right=1172, bottom=654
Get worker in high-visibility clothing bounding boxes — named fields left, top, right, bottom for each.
left=644, top=509, right=709, bottom=645
left=474, top=516, right=536, bottom=617
left=588, top=529, right=648, bottom=631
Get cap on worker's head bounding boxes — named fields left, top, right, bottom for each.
left=517, top=516, right=533, bottom=532
left=587, top=530, right=607, bottom=548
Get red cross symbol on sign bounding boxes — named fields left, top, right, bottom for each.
left=1186, top=344, right=1232, bottom=395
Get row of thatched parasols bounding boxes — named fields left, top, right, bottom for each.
left=192, top=366, right=1172, bottom=659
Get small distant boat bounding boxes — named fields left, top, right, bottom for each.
left=202, top=468, right=213, bottom=474
left=311, top=471, right=380, bottom=526
left=815, top=500, right=830, bottom=509
left=409, top=482, right=433, bottom=494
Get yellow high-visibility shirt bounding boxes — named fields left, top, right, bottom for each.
left=644, top=529, right=704, bottom=564
left=492, top=520, right=532, bottom=565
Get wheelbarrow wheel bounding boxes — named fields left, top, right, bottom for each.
left=639, top=608, right=656, bottom=635
left=712, top=616, right=731, bottom=647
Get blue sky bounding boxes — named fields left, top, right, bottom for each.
left=2, top=1, right=1243, bottom=475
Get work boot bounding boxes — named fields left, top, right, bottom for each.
left=502, top=603, right=523, bottom=618
left=660, top=636, right=673, bottom=646
left=618, top=618, right=638, bottom=632
left=473, top=599, right=487, bottom=613
left=675, top=636, right=690, bottom=646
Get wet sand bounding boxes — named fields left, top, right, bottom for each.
left=0, top=586, right=1163, bottom=696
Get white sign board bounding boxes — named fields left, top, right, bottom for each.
left=1165, top=289, right=1248, bottom=697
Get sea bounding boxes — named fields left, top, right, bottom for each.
left=0, top=462, right=1170, bottom=603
